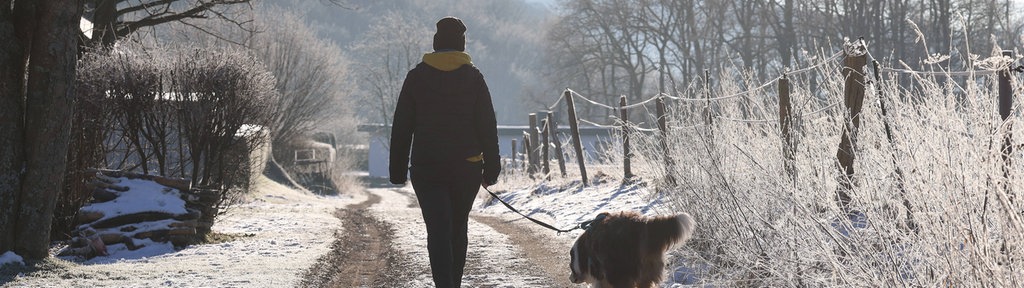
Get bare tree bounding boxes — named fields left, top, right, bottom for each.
left=350, top=11, right=430, bottom=131
left=0, top=0, right=30, bottom=256
left=0, top=0, right=85, bottom=259
left=248, top=6, right=351, bottom=164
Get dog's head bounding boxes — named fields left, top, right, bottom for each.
left=569, top=231, right=594, bottom=284
left=569, top=213, right=608, bottom=284
left=569, top=237, right=583, bottom=283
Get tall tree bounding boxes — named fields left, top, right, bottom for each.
left=0, top=0, right=85, bottom=259
left=0, top=0, right=32, bottom=257
left=249, top=6, right=351, bottom=164
left=350, top=11, right=430, bottom=130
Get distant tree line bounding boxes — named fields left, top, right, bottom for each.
left=544, top=0, right=1023, bottom=119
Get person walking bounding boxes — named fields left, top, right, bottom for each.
left=389, top=16, right=501, bottom=288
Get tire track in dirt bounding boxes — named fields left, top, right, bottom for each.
left=298, top=191, right=412, bottom=287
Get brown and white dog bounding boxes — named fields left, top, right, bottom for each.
left=569, top=211, right=695, bottom=288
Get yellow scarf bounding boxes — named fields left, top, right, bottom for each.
left=422, top=51, right=473, bottom=71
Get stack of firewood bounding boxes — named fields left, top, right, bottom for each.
left=59, top=170, right=219, bottom=258
left=180, top=187, right=222, bottom=235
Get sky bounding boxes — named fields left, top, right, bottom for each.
left=524, top=0, right=557, bottom=9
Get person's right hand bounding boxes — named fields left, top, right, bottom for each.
left=483, top=162, right=500, bottom=187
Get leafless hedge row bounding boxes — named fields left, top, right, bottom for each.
left=52, top=48, right=277, bottom=239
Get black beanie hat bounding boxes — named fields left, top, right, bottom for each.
left=433, top=16, right=466, bottom=51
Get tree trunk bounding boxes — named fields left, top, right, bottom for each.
left=0, top=0, right=35, bottom=254
left=87, top=0, right=118, bottom=48
left=14, top=0, right=83, bottom=259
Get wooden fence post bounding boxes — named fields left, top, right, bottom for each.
left=999, top=50, right=1014, bottom=199
left=511, top=139, right=518, bottom=172
left=528, top=113, right=539, bottom=175
left=835, top=40, right=868, bottom=213
left=778, top=74, right=795, bottom=181
left=656, top=94, right=674, bottom=184
left=872, top=60, right=918, bottom=233
left=704, top=69, right=714, bottom=129
left=620, top=95, right=633, bottom=179
left=565, top=90, right=589, bottom=185
left=542, top=115, right=551, bottom=178
left=549, top=111, right=567, bottom=177
left=522, top=132, right=532, bottom=175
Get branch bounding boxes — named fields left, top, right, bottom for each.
left=116, top=0, right=178, bottom=16
left=114, top=0, right=250, bottom=38
left=177, top=19, right=248, bottom=47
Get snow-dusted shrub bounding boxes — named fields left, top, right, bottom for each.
left=60, top=45, right=277, bottom=237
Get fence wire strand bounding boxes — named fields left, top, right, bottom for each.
left=800, top=102, right=842, bottom=119
left=566, top=89, right=663, bottom=110
left=787, top=50, right=845, bottom=76
left=880, top=67, right=999, bottom=76
left=715, top=115, right=774, bottom=124
left=577, top=117, right=620, bottom=129
left=868, top=51, right=1011, bottom=77
left=547, top=92, right=565, bottom=111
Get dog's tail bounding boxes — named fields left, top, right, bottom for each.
left=647, top=213, right=696, bottom=252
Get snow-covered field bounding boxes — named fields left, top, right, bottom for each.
left=3, top=176, right=361, bottom=287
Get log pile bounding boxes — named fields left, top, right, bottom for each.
left=181, top=188, right=221, bottom=234
left=59, top=170, right=219, bottom=258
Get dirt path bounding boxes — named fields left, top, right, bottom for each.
left=302, top=186, right=585, bottom=287
left=298, top=192, right=411, bottom=287
left=471, top=214, right=580, bottom=288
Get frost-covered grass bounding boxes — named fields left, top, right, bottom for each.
left=635, top=51, right=1022, bottom=286
left=496, top=49, right=1022, bottom=286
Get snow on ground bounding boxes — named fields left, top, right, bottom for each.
left=79, top=177, right=188, bottom=223
left=476, top=179, right=672, bottom=233
left=0, top=252, right=23, bottom=268
left=3, top=173, right=688, bottom=287
left=5, top=176, right=361, bottom=287
left=369, top=186, right=556, bottom=287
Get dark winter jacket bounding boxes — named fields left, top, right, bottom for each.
left=389, top=51, right=501, bottom=185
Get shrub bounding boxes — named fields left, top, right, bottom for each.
left=54, top=45, right=276, bottom=239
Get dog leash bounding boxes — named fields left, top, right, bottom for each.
left=482, top=186, right=601, bottom=234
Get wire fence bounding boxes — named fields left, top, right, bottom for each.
left=551, top=48, right=1020, bottom=129
left=513, top=43, right=1021, bottom=189
left=559, top=48, right=846, bottom=128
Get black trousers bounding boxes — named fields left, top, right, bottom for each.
left=410, top=162, right=481, bottom=288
